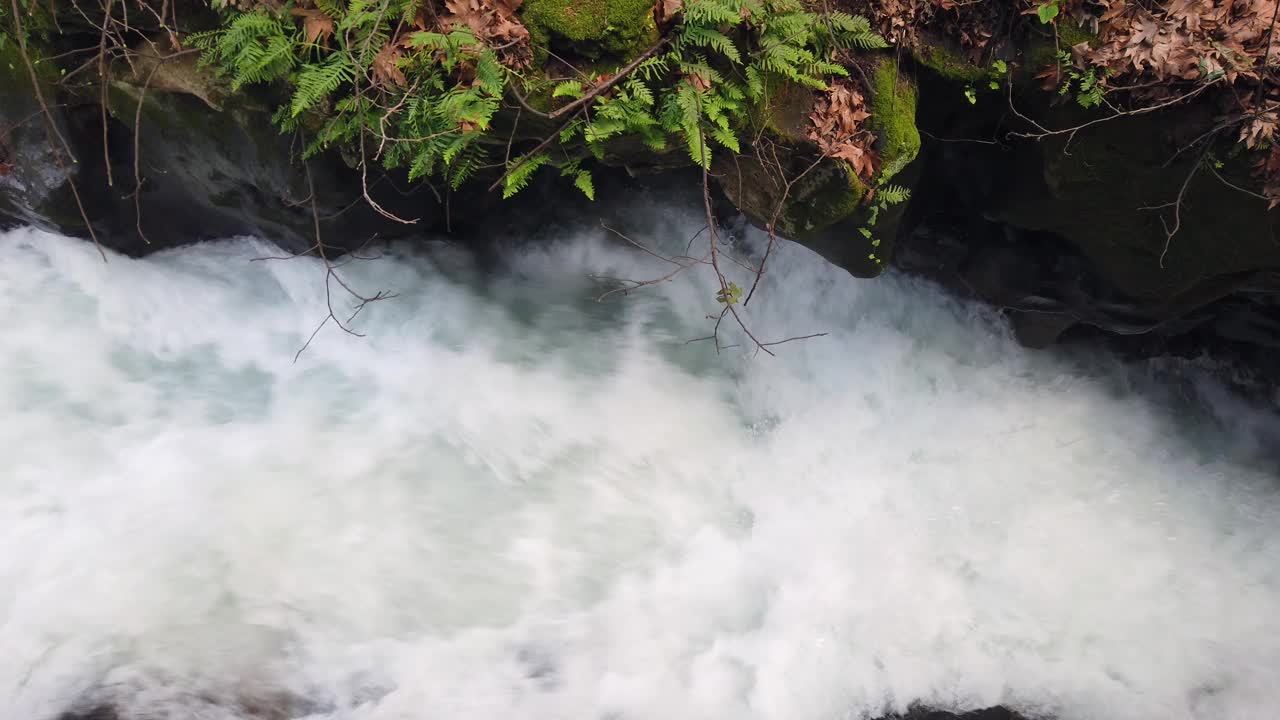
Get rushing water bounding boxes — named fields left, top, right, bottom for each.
left=1, top=202, right=1279, bottom=720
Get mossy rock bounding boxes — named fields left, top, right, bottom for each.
left=717, top=154, right=866, bottom=239
left=868, top=56, right=921, bottom=182
left=914, top=43, right=987, bottom=83
left=714, top=56, right=920, bottom=277
left=1020, top=20, right=1101, bottom=81
left=522, top=0, right=659, bottom=62
left=753, top=77, right=820, bottom=146
left=123, top=44, right=227, bottom=111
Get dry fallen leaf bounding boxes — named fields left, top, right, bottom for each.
left=808, top=80, right=879, bottom=181
left=442, top=0, right=532, bottom=67
left=688, top=71, right=711, bottom=92
left=291, top=8, right=335, bottom=46
left=373, top=43, right=407, bottom=87
left=660, top=0, right=683, bottom=23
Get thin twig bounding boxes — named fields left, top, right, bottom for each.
left=127, top=47, right=201, bottom=245
left=1140, top=134, right=1216, bottom=269
left=545, top=38, right=670, bottom=120
left=98, top=0, right=117, bottom=188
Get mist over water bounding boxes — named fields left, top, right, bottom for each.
left=2, top=202, right=1279, bottom=720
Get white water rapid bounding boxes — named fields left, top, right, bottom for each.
left=2, top=202, right=1279, bottom=720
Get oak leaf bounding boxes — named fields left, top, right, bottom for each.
left=373, top=43, right=407, bottom=87
left=291, top=8, right=335, bottom=46
left=660, top=0, right=683, bottom=23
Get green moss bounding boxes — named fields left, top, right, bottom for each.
left=1023, top=21, right=1100, bottom=75
left=868, top=58, right=920, bottom=181
left=0, top=32, right=60, bottom=93
left=915, top=44, right=985, bottom=82
left=522, top=0, right=658, bottom=62
left=1057, top=20, right=1099, bottom=50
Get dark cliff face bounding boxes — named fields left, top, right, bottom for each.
left=0, top=40, right=443, bottom=256
left=886, top=59, right=1280, bottom=358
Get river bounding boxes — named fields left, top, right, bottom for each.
left=2, top=201, right=1279, bottom=720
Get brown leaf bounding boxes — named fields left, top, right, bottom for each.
left=808, top=80, right=880, bottom=180
left=291, top=8, right=335, bottom=46
left=373, top=43, right=407, bottom=87
left=1070, top=41, right=1092, bottom=68
left=659, top=0, right=683, bottom=23
left=1099, top=0, right=1128, bottom=24
left=1257, top=145, right=1280, bottom=209
left=441, top=0, right=532, bottom=67
left=1241, top=111, right=1278, bottom=148
left=1128, top=12, right=1163, bottom=47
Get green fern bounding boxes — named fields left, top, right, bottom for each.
left=291, top=53, right=356, bottom=116
left=195, top=0, right=886, bottom=201
left=573, top=170, right=595, bottom=200
left=503, top=152, right=550, bottom=198
left=553, top=80, right=585, bottom=99
left=668, top=82, right=710, bottom=167
left=878, top=184, right=911, bottom=205
left=679, top=26, right=741, bottom=64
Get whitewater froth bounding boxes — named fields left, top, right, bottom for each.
left=1, top=205, right=1278, bottom=720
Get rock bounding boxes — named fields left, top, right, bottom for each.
left=57, top=707, right=119, bottom=720
left=0, top=40, right=87, bottom=235
left=894, top=51, right=1280, bottom=354
left=875, top=707, right=1035, bottom=720
left=0, top=40, right=443, bottom=255
left=716, top=55, right=922, bottom=278
left=868, top=56, right=922, bottom=183
left=55, top=700, right=1037, bottom=720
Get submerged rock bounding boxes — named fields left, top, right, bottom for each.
left=877, top=708, right=1035, bottom=720
left=53, top=700, right=1035, bottom=720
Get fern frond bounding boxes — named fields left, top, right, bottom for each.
left=553, top=80, right=585, bottom=99
left=573, top=170, right=594, bottom=200
left=503, top=152, right=550, bottom=198
left=877, top=184, right=911, bottom=205
left=291, top=52, right=356, bottom=115
left=474, top=51, right=504, bottom=96
left=683, top=0, right=742, bottom=26
left=680, top=26, right=741, bottom=65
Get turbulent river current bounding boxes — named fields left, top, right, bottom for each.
left=2, top=201, right=1279, bottom=720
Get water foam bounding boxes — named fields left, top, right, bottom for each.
left=1, top=205, right=1278, bottom=720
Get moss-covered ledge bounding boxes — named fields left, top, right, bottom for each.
left=869, top=56, right=921, bottom=183
left=521, top=0, right=659, bottom=61
left=715, top=53, right=921, bottom=277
